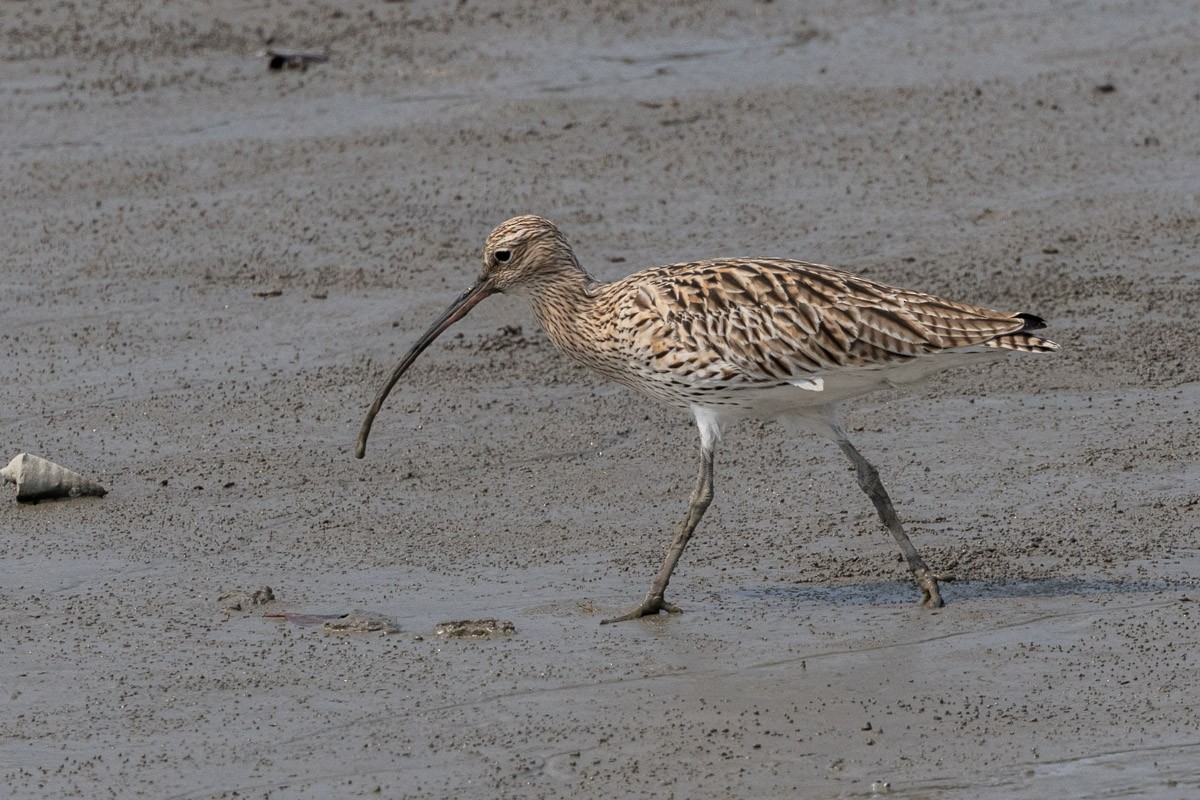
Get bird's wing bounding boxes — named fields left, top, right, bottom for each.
left=611, top=258, right=1039, bottom=384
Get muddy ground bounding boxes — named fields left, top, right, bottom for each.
left=2, top=1, right=1198, bottom=797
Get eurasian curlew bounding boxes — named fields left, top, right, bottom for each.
left=357, top=215, right=1058, bottom=623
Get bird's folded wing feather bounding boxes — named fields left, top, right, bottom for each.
left=612, top=259, right=1032, bottom=384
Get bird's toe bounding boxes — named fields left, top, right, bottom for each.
left=600, top=594, right=681, bottom=624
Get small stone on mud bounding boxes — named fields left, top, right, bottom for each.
left=219, top=586, right=276, bottom=612
left=262, top=49, right=330, bottom=71
left=323, top=612, right=400, bottom=635
left=434, top=618, right=516, bottom=639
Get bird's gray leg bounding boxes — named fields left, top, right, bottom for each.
left=834, top=434, right=946, bottom=608
left=602, top=413, right=718, bottom=624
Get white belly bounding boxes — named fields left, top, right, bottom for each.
left=695, top=347, right=1008, bottom=420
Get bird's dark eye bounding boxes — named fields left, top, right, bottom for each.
left=494, top=249, right=511, bottom=263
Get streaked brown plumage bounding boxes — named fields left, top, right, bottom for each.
left=358, top=215, right=1058, bottom=623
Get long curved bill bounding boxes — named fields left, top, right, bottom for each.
left=355, top=278, right=495, bottom=458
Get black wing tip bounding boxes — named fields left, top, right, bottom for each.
left=1015, top=312, right=1048, bottom=332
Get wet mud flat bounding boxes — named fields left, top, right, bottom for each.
left=2, top=1, right=1198, bottom=797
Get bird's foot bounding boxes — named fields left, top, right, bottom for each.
left=600, top=594, right=681, bottom=625
left=915, top=569, right=954, bottom=609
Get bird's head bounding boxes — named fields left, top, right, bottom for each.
left=479, top=215, right=581, bottom=296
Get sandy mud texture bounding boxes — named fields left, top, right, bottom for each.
left=2, top=1, right=1198, bottom=797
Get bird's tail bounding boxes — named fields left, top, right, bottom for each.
left=986, top=313, right=1059, bottom=353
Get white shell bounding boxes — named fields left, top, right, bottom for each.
left=1, top=453, right=107, bottom=503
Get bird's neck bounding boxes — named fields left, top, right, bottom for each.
left=518, top=265, right=599, bottom=346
